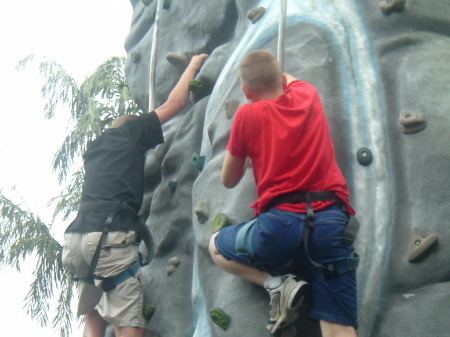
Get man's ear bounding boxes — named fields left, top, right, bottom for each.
left=241, top=84, right=252, bottom=100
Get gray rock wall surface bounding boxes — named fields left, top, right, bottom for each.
left=121, top=0, right=450, bottom=336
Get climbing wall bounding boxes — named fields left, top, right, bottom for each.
left=122, top=0, right=450, bottom=336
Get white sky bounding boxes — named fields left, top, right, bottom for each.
left=0, top=1, right=133, bottom=335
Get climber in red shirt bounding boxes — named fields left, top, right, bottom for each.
left=209, top=50, right=359, bottom=336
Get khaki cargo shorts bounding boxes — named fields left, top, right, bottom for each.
left=62, top=231, right=145, bottom=328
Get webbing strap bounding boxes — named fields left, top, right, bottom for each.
left=235, top=218, right=257, bottom=258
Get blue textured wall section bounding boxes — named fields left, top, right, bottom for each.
left=123, top=1, right=450, bottom=336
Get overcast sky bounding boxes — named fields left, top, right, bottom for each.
left=0, top=1, right=133, bottom=335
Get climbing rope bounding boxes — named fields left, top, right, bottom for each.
left=149, top=0, right=162, bottom=111
left=278, top=0, right=287, bottom=72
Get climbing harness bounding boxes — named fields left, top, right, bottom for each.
left=236, top=191, right=360, bottom=278
left=74, top=200, right=154, bottom=291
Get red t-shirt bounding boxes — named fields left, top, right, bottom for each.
left=227, top=80, right=355, bottom=216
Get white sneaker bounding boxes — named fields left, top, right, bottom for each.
left=266, top=274, right=310, bottom=334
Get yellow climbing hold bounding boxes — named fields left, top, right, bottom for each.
left=212, top=213, right=231, bottom=232
left=210, top=307, right=231, bottom=330
left=143, top=304, right=156, bottom=320
left=166, top=52, right=189, bottom=72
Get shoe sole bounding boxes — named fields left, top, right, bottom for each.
left=268, top=282, right=311, bottom=334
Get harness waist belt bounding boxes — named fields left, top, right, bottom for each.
left=266, top=191, right=341, bottom=210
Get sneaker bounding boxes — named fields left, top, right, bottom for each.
left=266, top=274, right=310, bottom=334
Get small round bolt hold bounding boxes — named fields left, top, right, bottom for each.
left=415, top=240, right=421, bottom=246
left=356, top=147, right=373, bottom=166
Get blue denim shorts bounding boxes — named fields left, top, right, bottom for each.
left=214, top=206, right=358, bottom=328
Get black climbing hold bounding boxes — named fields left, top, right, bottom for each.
left=408, top=227, right=438, bottom=262
left=356, top=147, right=373, bottom=166
left=399, top=111, right=427, bottom=134
left=247, top=7, right=266, bottom=24
left=166, top=52, right=189, bottom=72
left=190, top=153, right=205, bottom=171
left=168, top=181, right=177, bottom=192
left=212, top=213, right=231, bottom=232
left=143, top=304, right=156, bottom=321
left=163, top=0, right=171, bottom=10
left=188, top=79, right=205, bottom=95
left=224, top=98, right=239, bottom=119
left=210, top=307, right=231, bottom=330
left=380, top=0, right=406, bottom=14
left=131, top=51, right=140, bottom=63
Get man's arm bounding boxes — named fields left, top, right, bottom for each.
left=221, top=151, right=249, bottom=189
left=155, top=54, right=209, bottom=125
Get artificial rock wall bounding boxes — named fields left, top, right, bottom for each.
left=120, top=1, right=450, bottom=336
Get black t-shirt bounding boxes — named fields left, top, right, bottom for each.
left=66, top=112, right=164, bottom=233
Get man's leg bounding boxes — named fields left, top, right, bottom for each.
left=114, top=326, right=145, bottom=337
left=209, top=232, right=269, bottom=286
left=85, top=309, right=107, bottom=337
left=320, top=320, right=357, bottom=337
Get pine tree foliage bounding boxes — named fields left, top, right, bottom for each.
left=1, top=55, right=141, bottom=336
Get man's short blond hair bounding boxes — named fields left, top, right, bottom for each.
left=111, top=114, right=140, bottom=128
left=239, top=50, right=282, bottom=91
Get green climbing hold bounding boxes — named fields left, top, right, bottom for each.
left=143, top=304, right=156, bottom=321
left=188, top=79, right=205, bottom=95
left=212, top=213, right=231, bottom=232
left=168, top=181, right=177, bottom=192
left=186, top=327, right=196, bottom=337
left=190, top=153, right=205, bottom=171
left=210, top=307, right=231, bottom=330
left=163, top=0, right=171, bottom=10
left=356, top=147, right=373, bottom=166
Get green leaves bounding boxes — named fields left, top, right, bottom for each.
left=0, top=192, right=75, bottom=336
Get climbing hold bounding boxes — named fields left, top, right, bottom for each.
left=380, top=0, right=406, bottom=14
left=141, top=0, right=151, bottom=6
left=168, top=256, right=181, bottom=266
left=399, top=111, right=427, bottom=134
left=188, top=79, right=205, bottom=95
left=186, top=327, right=196, bottom=337
left=212, top=213, right=232, bottom=232
left=195, top=201, right=210, bottom=224
left=131, top=51, right=140, bottom=63
left=408, top=227, right=438, bottom=262
left=168, top=181, right=177, bottom=192
left=247, top=7, right=266, bottom=24
left=143, top=304, right=156, bottom=321
left=224, top=98, right=240, bottom=119
left=166, top=257, right=181, bottom=275
left=356, top=147, right=373, bottom=166
left=190, top=153, right=205, bottom=171
left=210, top=307, right=231, bottom=330
left=163, top=0, right=171, bottom=10
left=166, top=52, right=189, bottom=72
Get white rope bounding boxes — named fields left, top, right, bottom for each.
left=278, top=0, right=287, bottom=72
left=149, top=0, right=162, bottom=111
